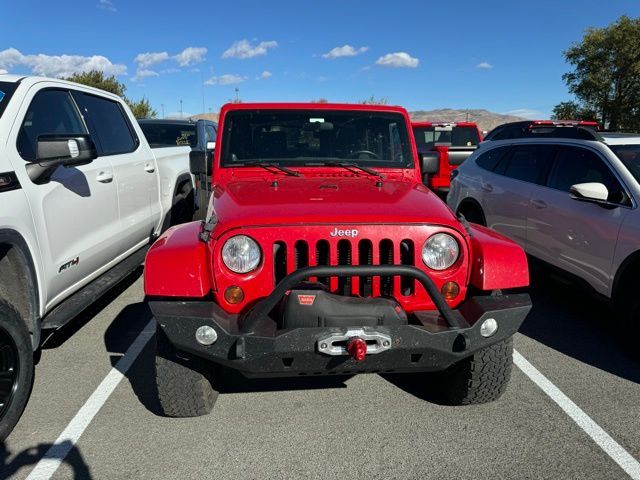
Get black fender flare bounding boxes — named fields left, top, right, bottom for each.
left=456, top=197, right=487, bottom=226
left=0, top=229, right=40, bottom=349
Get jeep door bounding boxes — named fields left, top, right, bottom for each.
left=72, top=92, right=156, bottom=249
left=481, top=144, right=555, bottom=245
left=525, top=145, right=630, bottom=295
left=9, top=85, right=121, bottom=310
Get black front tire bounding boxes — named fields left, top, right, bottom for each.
left=437, top=338, right=513, bottom=405
left=618, top=296, right=640, bottom=359
left=154, top=327, right=218, bottom=417
left=0, top=301, right=34, bottom=441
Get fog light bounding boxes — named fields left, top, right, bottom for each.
left=224, top=286, right=244, bottom=304
left=195, top=325, right=218, bottom=345
left=441, top=281, right=460, bottom=300
left=480, top=318, right=498, bottom=337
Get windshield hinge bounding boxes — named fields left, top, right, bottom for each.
left=199, top=214, right=218, bottom=243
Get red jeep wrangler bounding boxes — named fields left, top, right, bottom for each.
left=412, top=122, right=482, bottom=197
left=144, top=103, right=530, bottom=417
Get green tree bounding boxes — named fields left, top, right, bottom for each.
left=360, top=96, right=389, bottom=105
left=65, top=70, right=158, bottom=119
left=551, top=101, right=598, bottom=121
left=555, top=15, right=640, bottom=130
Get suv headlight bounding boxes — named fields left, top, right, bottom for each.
left=222, top=235, right=261, bottom=273
left=422, top=233, right=459, bottom=270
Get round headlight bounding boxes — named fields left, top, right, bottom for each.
left=422, top=233, right=459, bottom=270
left=222, top=235, right=261, bottom=273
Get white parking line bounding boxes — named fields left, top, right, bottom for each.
left=514, top=349, right=640, bottom=480
left=26, top=319, right=155, bottom=480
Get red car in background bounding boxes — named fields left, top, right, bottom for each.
left=412, top=122, right=483, bottom=198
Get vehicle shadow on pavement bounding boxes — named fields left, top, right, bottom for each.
left=0, top=440, right=92, bottom=479
left=520, top=271, right=640, bottom=384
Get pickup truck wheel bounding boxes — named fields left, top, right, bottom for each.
left=0, top=301, right=34, bottom=440
left=154, top=328, right=218, bottom=417
left=437, top=338, right=513, bottom=405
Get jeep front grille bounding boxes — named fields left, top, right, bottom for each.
left=273, top=239, right=416, bottom=297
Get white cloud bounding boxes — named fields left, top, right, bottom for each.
left=0, top=48, right=127, bottom=78
left=257, top=70, right=272, bottom=80
left=132, top=69, right=159, bottom=82
left=204, top=74, right=247, bottom=86
left=0, top=69, right=7, bottom=74
left=476, top=61, right=493, bottom=69
left=97, top=0, right=116, bottom=12
left=135, top=51, right=169, bottom=68
left=503, top=109, right=543, bottom=119
left=322, top=45, right=368, bottom=59
left=174, top=47, right=207, bottom=67
left=222, top=40, right=278, bottom=59
left=161, top=68, right=181, bottom=74
left=375, top=52, right=419, bottom=68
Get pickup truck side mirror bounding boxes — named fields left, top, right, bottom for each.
left=190, top=150, right=211, bottom=175
left=206, top=141, right=216, bottom=151
left=569, top=182, right=609, bottom=204
left=420, top=152, right=440, bottom=175
left=27, top=134, right=98, bottom=184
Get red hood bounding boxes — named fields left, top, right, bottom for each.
left=210, top=176, right=462, bottom=235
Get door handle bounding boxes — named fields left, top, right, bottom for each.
left=481, top=182, right=493, bottom=192
left=144, top=163, right=155, bottom=173
left=531, top=199, right=547, bottom=209
left=96, top=171, right=113, bottom=183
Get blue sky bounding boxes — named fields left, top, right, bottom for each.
left=1, top=1, right=639, bottom=118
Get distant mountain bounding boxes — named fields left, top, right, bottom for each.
left=409, top=109, right=526, bottom=132
left=186, top=108, right=525, bottom=133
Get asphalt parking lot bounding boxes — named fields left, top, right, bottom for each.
left=1, top=269, right=639, bottom=480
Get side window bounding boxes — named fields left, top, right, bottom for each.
left=74, top=93, right=138, bottom=156
left=499, top=145, right=555, bottom=184
left=17, top=89, right=87, bottom=160
left=548, top=146, right=627, bottom=204
left=205, top=125, right=216, bottom=143
left=475, top=146, right=510, bottom=172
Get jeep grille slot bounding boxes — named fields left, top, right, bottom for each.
left=294, top=240, right=309, bottom=270
left=400, top=240, right=415, bottom=295
left=379, top=239, right=394, bottom=296
left=274, top=242, right=287, bottom=285
left=337, top=239, right=351, bottom=295
left=316, top=240, right=330, bottom=287
left=358, top=239, right=373, bottom=297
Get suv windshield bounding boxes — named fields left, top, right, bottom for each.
left=610, top=144, right=640, bottom=183
left=221, top=109, right=414, bottom=168
left=413, top=126, right=479, bottom=152
left=0, top=81, right=18, bottom=119
left=139, top=122, right=198, bottom=147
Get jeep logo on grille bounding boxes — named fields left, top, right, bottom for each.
left=329, top=228, right=359, bottom=238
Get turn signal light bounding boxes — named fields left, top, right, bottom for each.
left=346, top=337, right=367, bottom=362
left=224, top=286, right=244, bottom=304
left=441, top=281, right=460, bottom=300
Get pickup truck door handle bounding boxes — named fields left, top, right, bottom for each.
left=96, top=171, right=114, bottom=183
left=144, top=163, right=155, bottom=173
left=531, top=199, right=547, bottom=209
left=481, top=182, right=493, bottom=192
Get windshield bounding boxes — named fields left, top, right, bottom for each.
left=0, top=81, right=18, bottom=119
left=139, top=122, right=198, bottom=147
left=413, top=126, right=479, bottom=152
left=221, top=109, right=414, bottom=168
left=611, top=144, right=640, bottom=183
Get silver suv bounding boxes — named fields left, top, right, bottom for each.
left=447, top=129, right=640, bottom=343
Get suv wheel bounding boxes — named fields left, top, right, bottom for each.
left=618, top=296, right=640, bottom=358
left=0, top=301, right=34, bottom=440
left=154, top=328, right=218, bottom=417
left=437, top=338, right=513, bottom=405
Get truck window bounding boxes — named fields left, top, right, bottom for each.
left=17, top=89, right=87, bottom=161
left=140, top=123, right=198, bottom=147
left=205, top=125, right=216, bottom=143
left=413, top=126, right=479, bottom=152
left=222, top=110, right=413, bottom=168
left=610, top=144, right=640, bottom=184
left=74, top=93, right=138, bottom=156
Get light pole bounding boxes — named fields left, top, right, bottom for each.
left=179, top=99, right=183, bottom=119
left=161, top=103, right=165, bottom=119
left=235, top=87, right=239, bottom=102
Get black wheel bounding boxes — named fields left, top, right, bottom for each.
left=437, top=338, right=513, bottom=405
left=154, top=327, right=218, bottom=417
left=617, top=296, right=640, bottom=358
left=457, top=202, right=486, bottom=226
left=0, top=301, right=34, bottom=441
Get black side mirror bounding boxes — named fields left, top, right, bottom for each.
left=421, top=151, right=440, bottom=175
left=27, top=134, right=98, bottom=184
left=189, top=150, right=212, bottom=175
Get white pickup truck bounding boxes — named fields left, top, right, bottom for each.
left=0, top=74, right=193, bottom=438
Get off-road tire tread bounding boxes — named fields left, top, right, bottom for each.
left=154, top=329, right=218, bottom=417
left=440, top=338, right=513, bottom=405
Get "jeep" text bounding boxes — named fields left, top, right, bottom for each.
left=329, top=228, right=359, bottom=238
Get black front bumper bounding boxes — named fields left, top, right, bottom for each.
left=150, top=265, right=531, bottom=377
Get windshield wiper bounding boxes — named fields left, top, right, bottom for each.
left=323, top=161, right=385, bottom=179
left=242, top=161, right=301, bottom=177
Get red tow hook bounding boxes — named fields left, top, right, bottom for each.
left=346, top=337, right=367, bottom=362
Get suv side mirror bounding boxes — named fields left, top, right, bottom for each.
left=206, top=141, right=216, bottom=151
left=27, top=134, right=98, bottom=184
left=570, top=182, right=609, bottom=204
left=190, top=150, right=211, bottom=175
